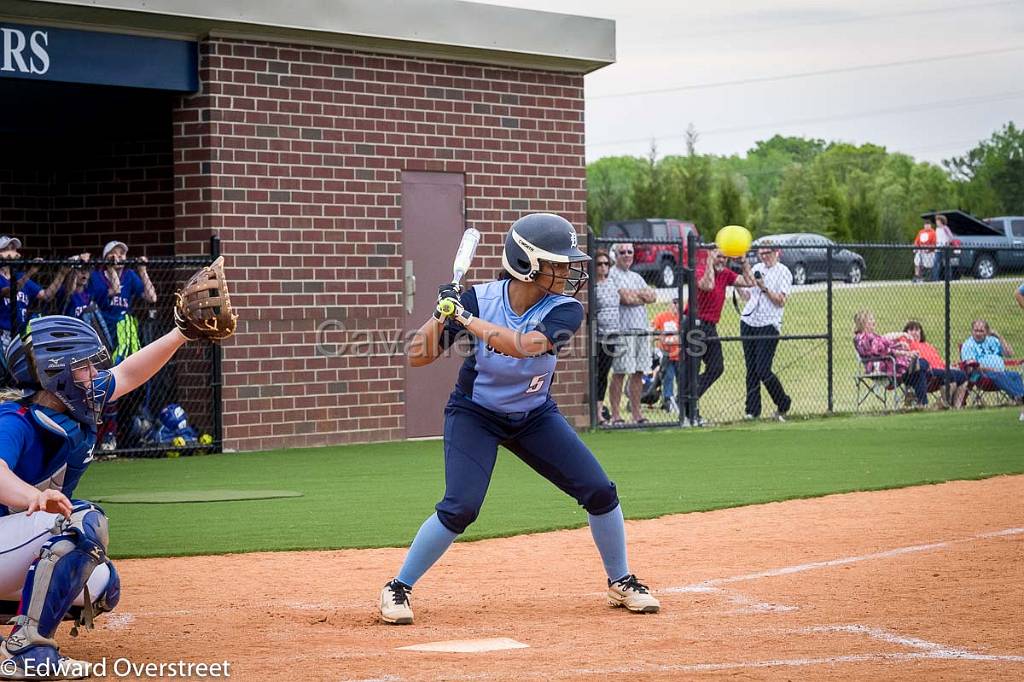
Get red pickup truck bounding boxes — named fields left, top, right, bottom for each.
left=602, top=219, right=700, bottom=287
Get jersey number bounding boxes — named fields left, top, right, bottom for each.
left=525, top=373, right=548, bottom=394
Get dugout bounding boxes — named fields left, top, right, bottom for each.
left=0, top=0, right=614, bottom=451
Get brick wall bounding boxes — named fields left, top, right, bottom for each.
left=174, top=37, right=588, bottom=452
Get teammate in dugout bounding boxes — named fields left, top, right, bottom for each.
left=0, top=259, right=235, bottom=679
left=379, top=213, right=660, bottom=625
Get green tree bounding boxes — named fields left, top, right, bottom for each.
left=766, top=164, right=832, bottom=234
left=587, top=155, right=646, bottom=231
left=716, top=172, right=748, bottom=229
left=662, top=154, right=716, bottom=231
left=631, top=142, right=666, bottom=218
left=944, top=122, right=1024, bottom=214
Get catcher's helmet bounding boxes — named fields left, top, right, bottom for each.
left=501, top=213, right=590, bottom=296
left=5, top=316, right=112, bottom=425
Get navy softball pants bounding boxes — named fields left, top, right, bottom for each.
left=435, top=391, right=620, bottom=534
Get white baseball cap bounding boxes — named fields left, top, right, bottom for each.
left=102, top=240, right=128, bottom=258
left=0, top=236, right=22, bottom=251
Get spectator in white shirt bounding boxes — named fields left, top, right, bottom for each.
left=931, top=214, right=954, bottom=281
left=737, top=243, right=793, bottom=420
left=607, top=243, right=656, bottom=425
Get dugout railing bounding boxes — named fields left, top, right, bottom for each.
left=588, top=233, right=1024, bottom=428
left=3, top=237, right=223, bottom=457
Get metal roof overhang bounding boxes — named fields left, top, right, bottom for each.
left=0, top=0, right=615, bottom=74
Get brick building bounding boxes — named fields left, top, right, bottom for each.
left=0, top=0, right=614, bottom=451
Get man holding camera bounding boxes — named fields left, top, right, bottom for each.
left=737, top=243, right=793, bottom=421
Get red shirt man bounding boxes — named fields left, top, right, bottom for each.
left=689, top=248, right=755, bottom=417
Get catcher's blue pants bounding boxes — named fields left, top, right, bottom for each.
left=435, top=390, right=619, bottom=534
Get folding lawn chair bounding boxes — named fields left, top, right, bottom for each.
left=854, top=343, right=910, bottom=410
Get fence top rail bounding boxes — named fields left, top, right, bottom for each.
left=592, top=237, right=688, bottom=246
left=1, top=257, right=215, bottom=267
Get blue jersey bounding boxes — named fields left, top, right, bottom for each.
left=441, top=279, right=583, bottom=413
left=0, top=273, right=43, bottom=332
left=88, top=269, right=144, bottom=330
left=0, top=373, right=113, bottom=516
left=60, top=287, right=93, bottom=318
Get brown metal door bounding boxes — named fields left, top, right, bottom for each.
left=402, top=171, right=465, bottom=438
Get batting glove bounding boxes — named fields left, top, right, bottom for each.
left=437, top=283, right=462, bottom=302
left=433, top=297, right=474, bottom=327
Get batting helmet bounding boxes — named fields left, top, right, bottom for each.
left=501, top=213, right=590, bottom=296
left=5, top=316, right=112, bottom=425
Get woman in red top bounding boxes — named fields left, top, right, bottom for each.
left=901, top=321, right=969, bottom=408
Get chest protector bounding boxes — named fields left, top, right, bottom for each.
left=0, top=402, right=96, bottom=498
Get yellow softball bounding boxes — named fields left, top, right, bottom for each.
left=439, top=299, right=456, bottom=316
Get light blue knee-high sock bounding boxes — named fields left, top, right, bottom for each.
left=588, top=505, right=630, bottom=582
left=395, top=513, right=459, bottom=588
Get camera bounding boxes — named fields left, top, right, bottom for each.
left=754, top=271, right=763, bottom=280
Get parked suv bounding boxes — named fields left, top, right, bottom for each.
left=749, top=233, right=866, bottom=285
left=922, top=210, right=1024, bottom=279
left=602, top=219, right=700, bottom=287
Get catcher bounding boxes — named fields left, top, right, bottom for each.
left=0, top=257, right=235, bottom=679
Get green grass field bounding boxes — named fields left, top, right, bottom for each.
left=628, top=277, right=1024, bottom=423
left=79, top=408, right=1024, bottom=559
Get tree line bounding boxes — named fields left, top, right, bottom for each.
left=587, top=122, right=1023, bottom=243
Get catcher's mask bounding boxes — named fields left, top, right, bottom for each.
left=5, top=316, right=112, bottom=425
left=501, top=213, right=590, bottom=297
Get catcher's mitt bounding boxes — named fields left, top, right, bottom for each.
left=174, top=256, right=238, bottom=342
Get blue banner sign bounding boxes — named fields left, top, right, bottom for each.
left=0, top=22, right=198, bottom=91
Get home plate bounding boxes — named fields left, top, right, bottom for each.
left=397, top=637, right=529, bottom=653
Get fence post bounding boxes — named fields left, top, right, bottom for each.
left=826, top=245, right=834, bottom=413
left=210, top=235, right=224, bottom=453
left=586, top=227, right=597, bottom=429
left=943, top=244, right=951, bottom=401
left=9, top=260, right=19, bottom=337
left=685, top=232, right=698, bottom=425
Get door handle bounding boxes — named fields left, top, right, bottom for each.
left=405, top=259, right=416, bottom=314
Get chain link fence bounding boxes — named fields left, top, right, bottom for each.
left=588, top=234, right=1024, bottom=428
left=2, top=244, right=221, bottom=457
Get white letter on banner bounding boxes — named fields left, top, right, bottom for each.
left=29, top=31, right=48, bottom=74
left=1, top=28, right=29, bottom=73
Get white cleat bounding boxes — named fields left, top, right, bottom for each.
left=379, top=579, right=414, bottom=625
left=607, top=574, right=660, bottom=614
left=0, top=641, right=91, bottom=680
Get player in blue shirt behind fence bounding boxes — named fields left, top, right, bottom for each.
left=378, top=213, right=660, bottom=625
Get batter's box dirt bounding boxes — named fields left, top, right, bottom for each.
left=70, top=476, right=1022, bottom=681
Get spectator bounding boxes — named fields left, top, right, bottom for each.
left=853, top=310, right=929, bottom=407
left=693, top=246, right=756, bottom=424
left=1016, top=282, right=1024, bottom=310
left=651, top=299, right=681, bottom=415
left=901, top=320, right=968, bottom=408
left=607, top=242, right=656, bottom=425
left=0, top=236, right=66, bottom=346
left=737, top=243, right=793, bottom=420
left=912, top=221, right=936, bottom=283
left=960, top=319, right=1024, bottom=420
left=931, top=215, right=954, bottom=281
left=87, top=240, right=156, bottom=357
left=54, top=253, right=95, bottom=316
left=592, top=249, right=619, bottom=425
left=87, top=240, right=157, bottom=450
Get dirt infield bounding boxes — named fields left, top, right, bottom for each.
left=75, top=476, right=1023, bottom=680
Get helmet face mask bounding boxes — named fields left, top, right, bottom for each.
left=501, top=213, right=590, bottom=298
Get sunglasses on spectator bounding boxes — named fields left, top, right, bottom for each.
left=596, top=261, right=610, bottom=266
left=617, top=249, right=634, bottom=255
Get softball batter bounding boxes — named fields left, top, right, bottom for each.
left=0, top=259, right=235, bottom=679
left=379, top=213, right=660, bottom=625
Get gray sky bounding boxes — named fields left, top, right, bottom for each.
left=480, top=0, right=1024, bottom=165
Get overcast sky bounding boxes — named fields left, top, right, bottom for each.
left=480, top=0, right=1024, bottom=165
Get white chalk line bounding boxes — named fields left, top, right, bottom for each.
left=803, top=625, right=1024, bottom=662
left=663, top=527, right=1024, bottom=593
